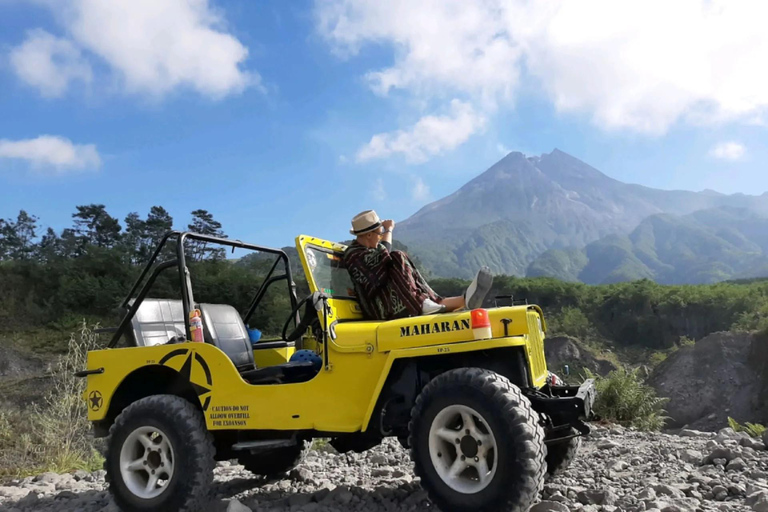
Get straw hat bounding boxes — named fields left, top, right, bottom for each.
left=349, top=209, right=382, bottom=235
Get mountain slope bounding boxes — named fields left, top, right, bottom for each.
left=396, top=149, right=768, bottom=279
left=526, top=206, right=768, bottom=284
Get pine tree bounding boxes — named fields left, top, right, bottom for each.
left=187, top=209, right=226, bottom=261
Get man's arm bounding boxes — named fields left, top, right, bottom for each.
left=381, top=219, right=395, bottom=249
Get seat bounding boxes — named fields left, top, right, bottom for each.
left=199, top=303, right=254, bottom=372
left=198, top=303, right=318, bottom=384
left=128, top=298, right=186, bottom=347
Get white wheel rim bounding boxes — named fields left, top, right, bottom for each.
left=428, top=404, right=498, bottom=494
left=119, top=426, right=175, bottom=500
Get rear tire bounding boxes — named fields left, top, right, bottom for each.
left=545, top=428, right=581, bottom=478
left=238, top=441, right=310, bottom=478
left=105, top=395, right=215, bottom=512
left=408, top=368, right=546, bottom=512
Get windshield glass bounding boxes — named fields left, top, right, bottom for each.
left=304, top=245, right=355, bottom=298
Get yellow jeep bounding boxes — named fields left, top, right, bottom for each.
left=77, top=231, right=596, bottom=512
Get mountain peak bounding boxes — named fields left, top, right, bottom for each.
left=396, top=150, right=768, bottom=280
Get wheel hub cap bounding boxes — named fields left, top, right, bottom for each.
left=119, top=426, right=175, bottom=500
left=460, top=436, right=479, bottom=458
left=428, top=404, right=498, bottom=494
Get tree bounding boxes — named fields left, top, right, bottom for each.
left=122, top=212, right=146, bottom=264
left=36, top=227, right=61, bottom=262
left=145, top=206, right=173, bottom=243
left=144, top=206, right=174, bottom=261
left=0, top=210, right=39, bottom=260
left=0, top=218, right=8, bottom=260
left=187, top=209, right=226, bottom=261
left=72, top=204, right=122, bottom=249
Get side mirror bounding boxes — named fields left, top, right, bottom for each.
left=563, top=364, right=570, bottom=376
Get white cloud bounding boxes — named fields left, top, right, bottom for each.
left=11, top=0, right=255, bottom=99
left=315, top=0, right=522, bottom=107
left=9, top=29, right=92, bottom=98
left=356, top=100, right=486, bottom=163
left=709, top=141, right=745, bottom=160
left=317, top=0, right=768, bottom=149
left=0, top=135, right=101, bottom=173
left=411, top=176, right=430, bottom=202
left=497, top=143, right=512, bottom=156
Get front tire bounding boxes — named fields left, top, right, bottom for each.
left=408, top=368, right=546, bottom=512
left=545, top=427, right=581, bottom=478
left=105, top=395, right=215, bottom=512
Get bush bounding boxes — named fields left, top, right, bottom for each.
left=728, top=417, right=766, bottom=438
left=584, top=366, right=669, bottom=431
left=0, top=322, right=104, bottom=478
left=648, top=352, right=668, bottom=367
left=549, top=306, right=593, bottom=339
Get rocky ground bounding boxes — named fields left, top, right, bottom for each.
left=2, top=425, right=768, bottom=512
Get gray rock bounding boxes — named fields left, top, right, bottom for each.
left=653, top=484, right=686, bottom=499
left=705, top=446, right=741, bottom=464
left=598, top=440, right=621, bottom=450
left=72, top=470, right=89, bottom=481
left=607, top=460, right=629, bottom=471
left=226, top=499, right=252, bottom=512
left=679, top=429, right=712, bottom=438
left=749, top=491, right=768, bottom=512
left=741, top=437, right=767, bottom=451
left=0, top=486, right=31, bottom=500
left=680, top=449, right=703, bottom=464
left=291, top=467, right=313, bottom=482
left=369, top=454, right=388, bottom=465
left=727, top=457, right=749, bottom=471
left=34, top=472, right=62, bottom=485
left=577, top=489, right=617, bottom=505
left=530, top=501, right=570, bottom=512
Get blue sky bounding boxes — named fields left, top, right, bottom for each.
left=1, top=0, right=767, bottom=249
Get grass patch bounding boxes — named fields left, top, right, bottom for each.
left=0, top=322, right=105, bottom=480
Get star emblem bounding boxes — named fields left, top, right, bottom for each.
left=159, top=348, right=213, bottom=411
left=88, top=390, right=103, bottom=411
left=178, top=352, right=211, bottom=398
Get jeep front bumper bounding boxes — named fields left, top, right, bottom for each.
left=526, top=378, right=597, bottom=435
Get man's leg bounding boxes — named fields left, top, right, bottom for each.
left=389, top=251, right=440, bottom=316
left=389, top=251, right=493, bottom=314
left=437, top=266, right=494, bottom=311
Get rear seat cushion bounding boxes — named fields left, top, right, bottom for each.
left=129, top=298, right=186, bottom=347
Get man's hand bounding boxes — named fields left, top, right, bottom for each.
left=382, top=219, right=395, bottom=231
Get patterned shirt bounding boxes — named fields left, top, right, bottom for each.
left=343, top=240, right=441, bottom=321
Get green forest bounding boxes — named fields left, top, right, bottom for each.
left=2, top=204, right=768, bottom=354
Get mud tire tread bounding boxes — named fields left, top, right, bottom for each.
left=408, top=367, right=546, bottom=512
left=104, top=394, right=215, bottom=512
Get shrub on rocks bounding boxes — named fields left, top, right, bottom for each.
left=0, top=322, right=103, bottom=478
left=728, top=417, right=766, bottom=439
left=584, top=366, right=669, bottom=431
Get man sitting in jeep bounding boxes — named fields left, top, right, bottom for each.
left=343, top=209, right=493, bottom=321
